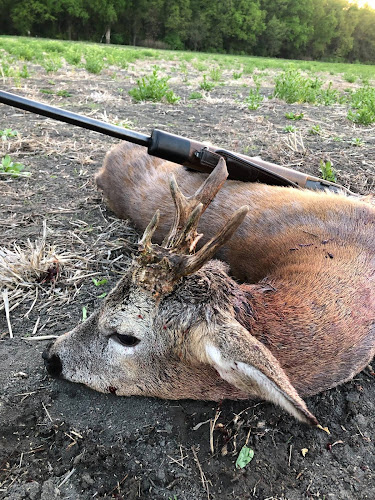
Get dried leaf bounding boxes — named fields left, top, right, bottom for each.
left=301, top=448, right=308, bottom=457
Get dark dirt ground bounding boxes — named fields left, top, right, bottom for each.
left=0, top=57, right=374, bottom=500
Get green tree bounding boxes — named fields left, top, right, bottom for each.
left=88, top=0, right=127, bottom=43
left=10, top=0, right=56, bottom=35
left=212, top=0, right=265, bottom=53
left=164, top=0, right=192, bottom=49
left=349, top=4, right=375, bottom=62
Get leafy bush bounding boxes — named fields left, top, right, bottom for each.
left=85, top=55, right=104, bottom=74
left=273, top=69, right=340, bottom=105
left=129, top=68, right=180, bottom=103
left=64, top=49, right=82, bottom=66
left=347, top=86, right=375, bottom=125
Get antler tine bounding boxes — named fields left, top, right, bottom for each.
left=163, top=157, right=229, bottom=250
left=179, top=205, right=249, bottom=277
left=163, top=175, right=193, bottom=248
left=192, top=156, right=228, bottom=211
left=139, top=210, right=160, bottom=250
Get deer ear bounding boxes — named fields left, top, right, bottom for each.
left=191, top=319, right=318, bottom=425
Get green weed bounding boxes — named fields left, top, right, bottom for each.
left=92, top=277, right=108, bottom=286
left=129, top=68, right=180, bottom=103
left=199, top=74, right=215, bottom=92
left=343, top=74, right=356, bottom=83
left=19, top=64, right=29, bottom=78
left=347, top=86, right=375, bottom=125
left=284, top=125, right=296, bottom=133
left=56, top=90, right=72, bottom=97
left=0, top=155, right=29, bottom=177
left=209, top=66, right=222, bottom=82
left=285, top=111, right=304, bottom=120
left=319, top=160, right=336, bottom=182
left=350, top=137, right=364, bottom=147
left=309, top=124, right=322, bottom=135
left=232, top=71, right=243, bottom=79
left=41, top=56, right=63, bottom=73
left=1, top=129, right=18, bottom=140
left=189, top=91, right=203, bottom=99
left=245, top=76, right=263, bottom=110
left=273, top=69, right=340, bottom=105
left=64, top=49, right=82, bottom=66
left=85, top=55, right=104, bottom=74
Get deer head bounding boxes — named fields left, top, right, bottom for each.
left=43, top=157, right=318, bottom=426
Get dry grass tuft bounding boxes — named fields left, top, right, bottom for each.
left=0, top=221, right=74, bottom=291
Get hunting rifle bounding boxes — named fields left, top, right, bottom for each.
left=0, top=90, right=354, bottom=195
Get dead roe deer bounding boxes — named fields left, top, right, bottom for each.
left=43, top=142, right=375, bottom=426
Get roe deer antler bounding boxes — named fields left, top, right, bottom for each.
left=134, top=157, right=249, bottom=295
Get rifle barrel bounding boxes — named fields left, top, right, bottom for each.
left=0, top=90, right=150, bottom=147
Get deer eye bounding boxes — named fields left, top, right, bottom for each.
left=114, top=333, right=140, bottom=347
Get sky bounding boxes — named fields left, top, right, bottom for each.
left=351, top=1, right=375, bottom=8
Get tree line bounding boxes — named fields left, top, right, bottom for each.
left=1, top=0, right=375, bottom=63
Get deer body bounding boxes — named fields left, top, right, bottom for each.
left=43, top=142, right=375, bottom=427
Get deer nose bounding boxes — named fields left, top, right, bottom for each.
left=42, top=343, right=63, bottom=378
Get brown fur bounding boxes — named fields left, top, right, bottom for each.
left=42, top=141, right=374, bottom=427
left=95, top=141, right=375, bottom=397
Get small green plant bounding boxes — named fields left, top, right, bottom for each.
left=309, top=124, right=322, bottom=135
left=92, top=277, right=108, bottom=286
left=347, top=86, right=375, bottom=125
left=235, top=445, right=254, bottom=469
left=1, top=129, right=18, bottom=140
left=0, top=155, right=29, bottom=177
left=41, top=56, right=63, bottom=73
left=344, top=74, right=356, bottom=83
left=351, top=137, right=364, bottom=147
left=85, top=55, right=104, bottom=74
left=64, top=49, right=81, bottom=66
left=19, top=64, right=29, bottom=78
left=189, top=91, right=203, bottom=100
left=245, top=76, right=263, bottom=110
left=285, top=111, right=304, bottom=120
left=56, top=90, right=72, bottom=97
left=192, top=60, right=206, bottom=72
left=232, top=71, right=243, bottom=79
left=82, top=306, right=88, bottom=322
left=209, top=66, right=222, bottom=82
left=319, top=160, right=336, bottom=182
left=199, top=74, right=215, bottom=92
left=284, top=125, right=296, bottom=133
left=129, top=68, right=180, bottom=103
left=40, top=89, right=54, bottom=95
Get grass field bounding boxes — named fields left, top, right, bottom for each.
left=1, top=35, right=375, bottom=127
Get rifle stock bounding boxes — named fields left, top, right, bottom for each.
left=0, top=90, right=355, bottom=195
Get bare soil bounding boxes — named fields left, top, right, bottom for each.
left=0, top=60, right=374, bottom=500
